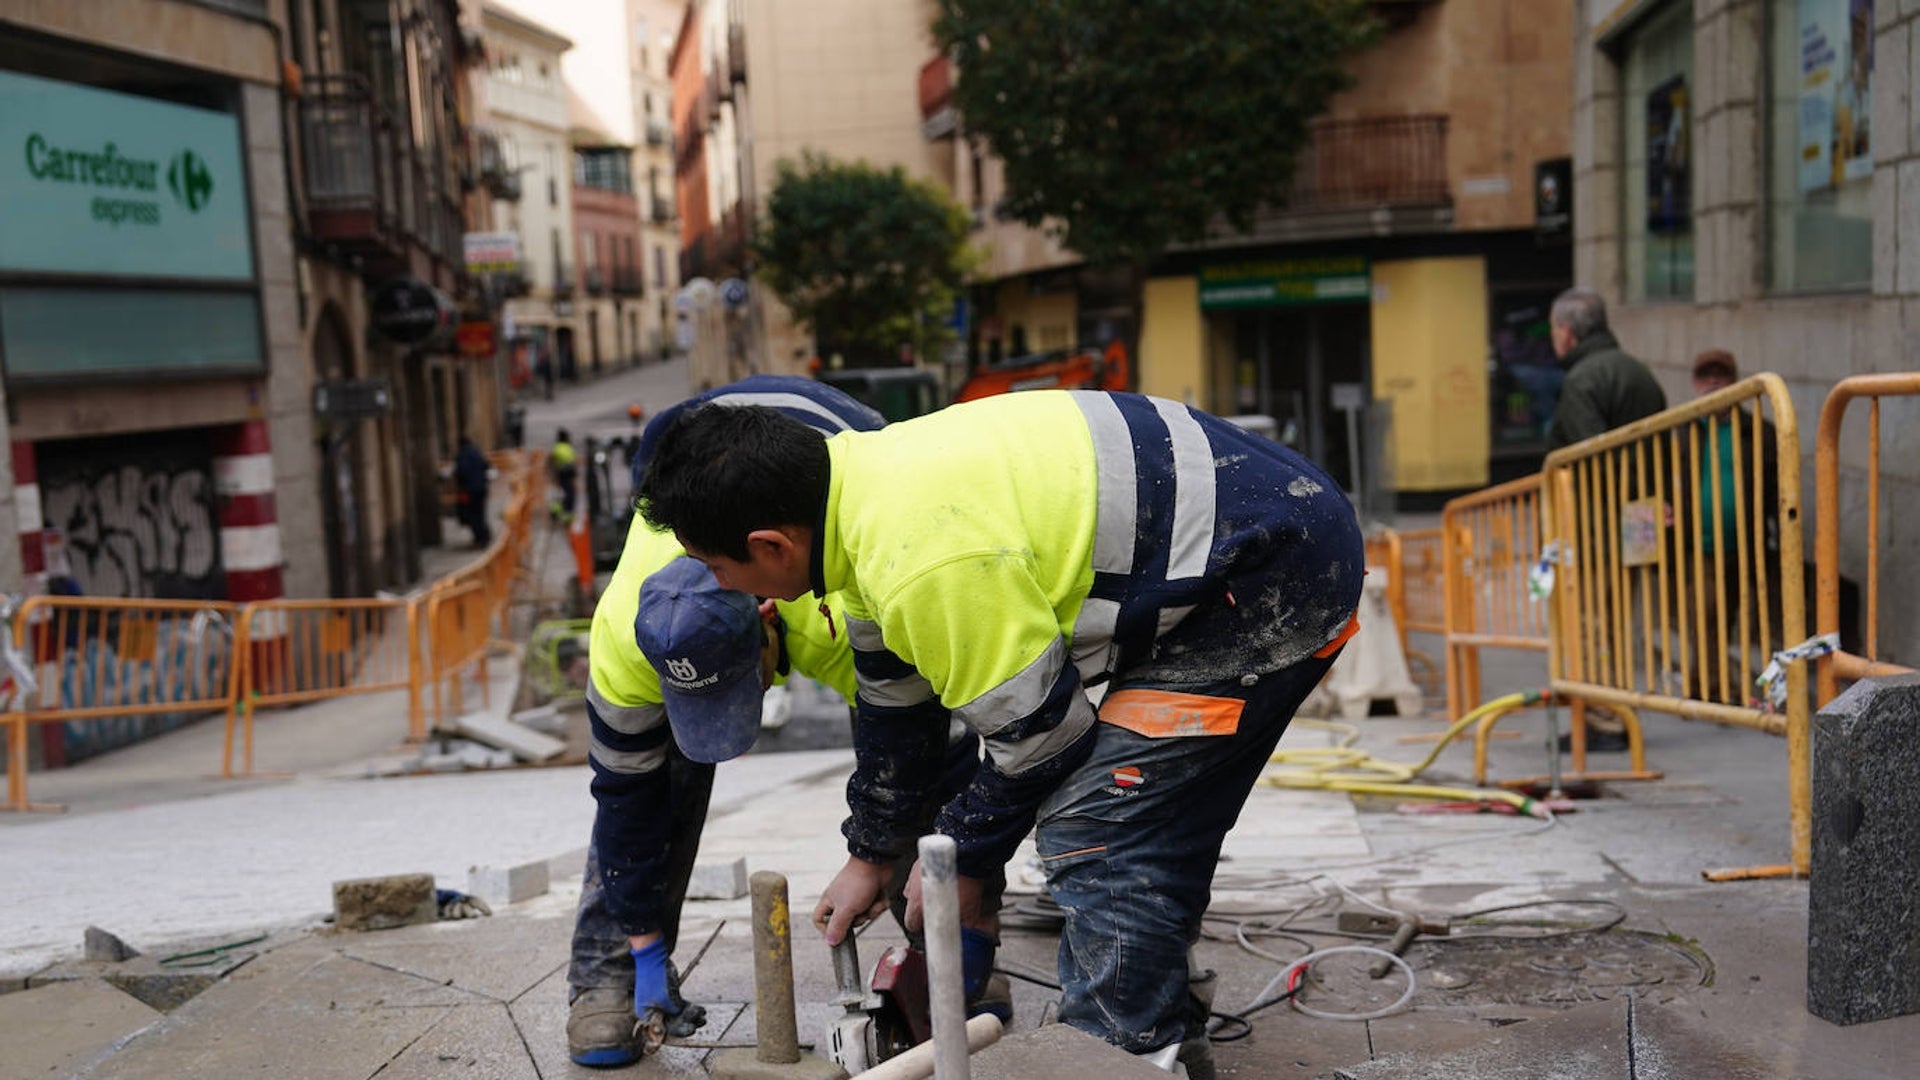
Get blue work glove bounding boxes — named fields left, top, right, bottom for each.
left=960, top=927, right=1010, bottom=1021
left=630, top=939, right=677, bottom=1019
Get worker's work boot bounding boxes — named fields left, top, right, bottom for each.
left=567, top=987, right=643, bottom=1068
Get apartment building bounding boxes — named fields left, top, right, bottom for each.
left=287, top=0, right=487, bottom=594
left=481, top=4, right=581, bottom=386
left=931, top=0, right=1576, bottom=505
left=672, top=0, right=948, bottom=388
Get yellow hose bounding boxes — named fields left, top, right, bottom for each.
left=1262, top=691, right=1550, bottom=817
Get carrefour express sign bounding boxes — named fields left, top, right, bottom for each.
left=0, top=69, right=254, bottom=281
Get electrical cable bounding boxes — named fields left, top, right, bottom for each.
left=1279, top=945, right=1418, bottom=1022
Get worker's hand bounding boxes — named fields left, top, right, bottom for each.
left=629, top=938, right=680, bottom=1019
left=901, top=863, right=989, bottom=935
left=814, top=856, right=892, bottom=945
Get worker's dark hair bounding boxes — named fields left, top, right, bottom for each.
left=638, top=404, right=828, bottom=561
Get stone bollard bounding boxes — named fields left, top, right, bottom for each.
left=917, top=835, right=971, bottom=1080
left=1808, top=673, right=1920, bottom=1025
left=709, top=871, right=848, bottom=1080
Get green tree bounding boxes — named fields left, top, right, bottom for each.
left=753, top=152, right=974, bottom=367
left=933, top=0, right=1378, bottom=324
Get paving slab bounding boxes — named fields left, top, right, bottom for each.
left=375, top=1002, right=541, bottom=1080
left=335, top=907, right=573, bottom=1003
left=0, top=978, right=160, bottom=1080
left=82, top=942, right=476, bottom=1078
left=969, top=1024, right=1176, bottom=1080
left=1317, top=998, right=1632, bottom=1079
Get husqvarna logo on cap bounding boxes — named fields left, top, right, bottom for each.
left=666, top=657, right=700, bottom=683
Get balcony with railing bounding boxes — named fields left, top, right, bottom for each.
left=919, top=54, right=955, bottom=140
left=1185, top=114, right=1453, bottom=247
left=1288, top=114, right=1449, bottom=210
left=585, top=267, right=608, bottom=296
left=613, top=268, right=644, bottom=296
left=646, top=118, right=671, bottom=147
left=301, top=74, right=468, bottom=274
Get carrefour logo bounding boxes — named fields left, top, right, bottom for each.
left=168, top=149, right=214, bottom=212
left=23, top=132, right=215, bottom=227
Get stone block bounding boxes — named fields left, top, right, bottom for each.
left=332, top=873, right=439, bottom=932
left=971, top=1024, right=1173, bottom=1080
left=708, top=1048, right=848, bottom=1080
left=1808, top=674, right=1920, bottom=1025
left=1899, top=160, right=1920, bottom=294
left=84, top=927, right=140, bottom=963
left=468, top=860, right=551, bottom=907
left=688, top=858, right=750, bottom=900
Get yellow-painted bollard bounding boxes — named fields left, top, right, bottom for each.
left=709, top=871, right=849, bottom=1079
left=752, top=870, right=800, bottom=1065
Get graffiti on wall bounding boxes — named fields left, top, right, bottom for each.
left=40, top=465, right=222, bottom=598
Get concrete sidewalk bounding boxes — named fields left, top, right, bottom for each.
left=5, top=587, right=1920, bottom=1077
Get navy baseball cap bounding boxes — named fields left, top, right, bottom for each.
left=634, top=556, right=765, bottom=763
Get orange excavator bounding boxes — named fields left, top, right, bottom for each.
left=953, top=339, right=1130, bottom=402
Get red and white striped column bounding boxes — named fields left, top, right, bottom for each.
left=212, top=421, right=284, bottom=603
left=11, top=440, right=44, bottom=594
left=214, top=421, right=288, bottom=685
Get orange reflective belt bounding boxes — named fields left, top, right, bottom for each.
left=1315, top=611, right=1361, bottom=658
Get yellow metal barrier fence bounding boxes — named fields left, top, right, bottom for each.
left=4, top=596, right=240, bottom=811
left=1543, top=373, right=1809, bottom=875
left=1398, top=527, right=1446, bottom=637
left=425, top=581, right=492, bottom=730
left=1815, top=374, right=1919, bottom=706
left=224, top=598, right=423, bottom=777
left=1441, top=474, right=1549, bottom=722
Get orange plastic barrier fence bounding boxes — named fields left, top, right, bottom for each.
left=3, top=596, right=240, bottom=811
left=425, top=581, right=492, bottom=729
left=224, top=598, right=422, bottom=776
left=1441, top=474, right=1549, bottom=721
left=1815, top=374, right=1920, bottom=706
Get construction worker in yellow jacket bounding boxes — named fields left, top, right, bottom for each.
left=568, top=378, right=882, bottom=1066
left=637, top=389, right=1364, bottom=1076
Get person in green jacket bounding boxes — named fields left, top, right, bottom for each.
left=1545, top=287, right=1668, bottom=452
left=1547, top=288, right=1669, bottom=751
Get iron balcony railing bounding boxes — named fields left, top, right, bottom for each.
left=1286, top=114, right=1450, bottom=211
left=301, top=74, right=469, bottom=271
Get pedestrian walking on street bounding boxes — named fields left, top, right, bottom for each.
left=639, top=390, right=1365, bottom=1077
left=549, top=428, right=578, bottom=523
left=452, top=435, right=491, bottom=548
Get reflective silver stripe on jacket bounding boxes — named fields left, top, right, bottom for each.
left=847, top=615, right=937, bottom=708
left=1153, top=397, right=1217, bottom=580
left=706, top=391, right=860, bottom=429
left=956, top=638, right=1097, bottom=776
left=586, top=681, right=668, bottom=774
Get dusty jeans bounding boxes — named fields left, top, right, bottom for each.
left=1037, top=639, right=1338, bottom=1053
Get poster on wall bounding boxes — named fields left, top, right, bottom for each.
left=1798, top=0, right=1874, bottom=193
left=1645, top=75, right=1690, bottom=235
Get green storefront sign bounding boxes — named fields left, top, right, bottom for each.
left=0, top=69, right=253, bottom=280
left=1198, top=256, right=1370, bottom=310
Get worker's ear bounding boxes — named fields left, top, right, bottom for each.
left=744, top=526, right=800, bottom=566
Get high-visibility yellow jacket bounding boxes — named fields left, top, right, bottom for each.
left=588, top=375, right=882, bottom=934
left=814, top=390, right=1363, bottom=876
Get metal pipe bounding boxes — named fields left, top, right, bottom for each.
left=748, top=870, right=800, bottom=1064
left=917, top=834, right=969, bottom=1080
